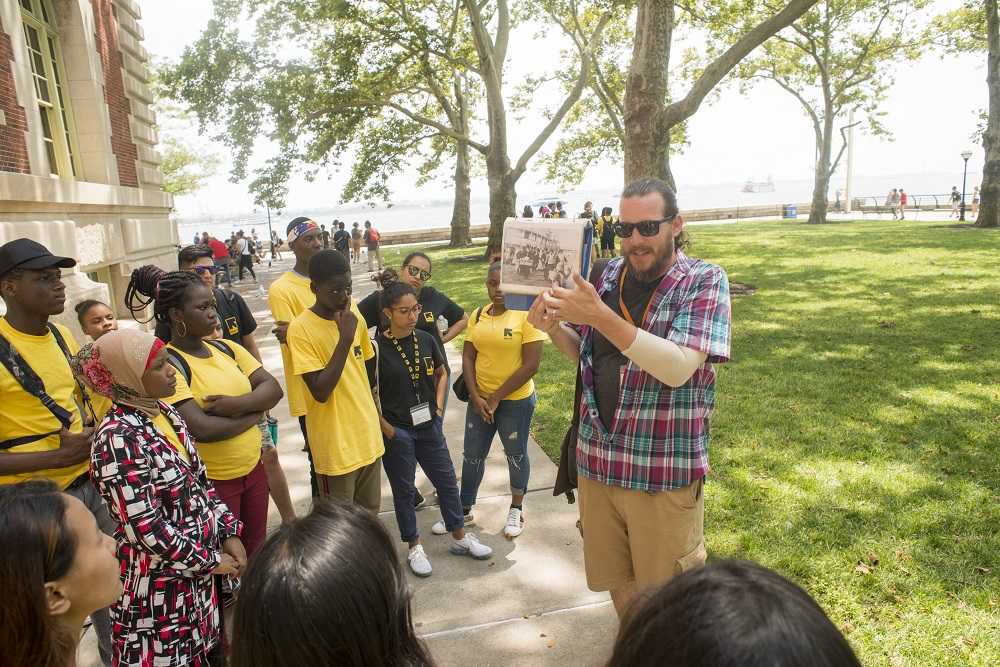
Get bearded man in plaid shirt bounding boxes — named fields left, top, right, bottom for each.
left=529, top=178, right=731, bottom=618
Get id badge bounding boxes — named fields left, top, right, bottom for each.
left=410, top=402, right=432, bottom=426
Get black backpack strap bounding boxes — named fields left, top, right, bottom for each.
left=474, top=307, right=483, bottom=324
left=0, top=330, right=75, bottom=450
left=48, top=323, right=97, bottom=424
left=205, top=338, right=237, bottom=361
left=166, top=349, right=192, bottom=385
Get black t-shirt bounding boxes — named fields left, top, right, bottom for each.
left=376, top=329, right=446, bottom=427
left=334, top=230, right=351, bottom=250
left=358, top=286, right=465, bottom=356
left=591, top=271, right=661, bottom=428
left=154, top=288, right=257, bottom=344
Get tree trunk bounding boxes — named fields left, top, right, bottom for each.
left=485, top=152, right=516, bottom=258
left=449, top=141, right=472, bottom=246
left=976, top=0, right=1000, bottom=228
left=623, top=0, right=673, bottom=185
left=808, top=104, right=835, bottom=224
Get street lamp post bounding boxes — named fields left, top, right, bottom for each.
left=960, top=150, right=973, bottom=222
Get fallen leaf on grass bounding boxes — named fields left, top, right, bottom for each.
left=975, top=566, right=991, bottom=574
left=840, top=620, right=855, bottom=635
left=960, top=344, right=977, bottom=352
left=877, top=320, right=897, bottom=329
left=961, top=636, right=977, bottom=648
left=854, top=562, right=873, bottom=575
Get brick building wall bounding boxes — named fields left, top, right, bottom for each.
left=90, top=0, right=138, bottom=188
left=0, top=15, right=29, bottom=174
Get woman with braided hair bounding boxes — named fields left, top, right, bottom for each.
left=126, top=266, right=283, bottom=558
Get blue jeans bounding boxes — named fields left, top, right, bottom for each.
left=460, top=393, right=536, bottom=508
left=382, top=417, right=464, bottom=542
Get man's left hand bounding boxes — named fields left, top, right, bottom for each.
left=544, top=272, right=606, bottom=326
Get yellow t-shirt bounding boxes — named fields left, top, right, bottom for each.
left=165, top=340, right=262, bottom=480
left=465, top=306, right=548, bottom=401
left=287, top=304, right=383, bottom=477
left=151, top=413, right=190, bottom=463
left=268, top=271, right=315, bottom=417
left=0, top=318, right=89, bottom=489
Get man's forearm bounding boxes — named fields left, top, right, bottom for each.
left=549, top=324, right=582, bottom=361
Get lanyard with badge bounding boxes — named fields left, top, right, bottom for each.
left=388, top=332, right=433, bottom=426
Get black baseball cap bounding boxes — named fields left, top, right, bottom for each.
left=0, top=238, right=76, bottom=278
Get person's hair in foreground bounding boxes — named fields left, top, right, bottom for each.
left=608, top=560, right=861, bottom=667
left=231, top=500, right=434, bottom=667
left=0, top=480, right=121, bottom=667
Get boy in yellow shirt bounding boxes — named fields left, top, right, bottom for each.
left=0, top=238, right=114, bottom=665
left=268, top=217, right=324, bottom=496
left=287, top=250, right=384, bottom=512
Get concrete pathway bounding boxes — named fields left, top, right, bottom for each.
left=79, top=253, right=616, bottom=666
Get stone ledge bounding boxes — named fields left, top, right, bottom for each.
left=0, top=172, right=172, bottom=210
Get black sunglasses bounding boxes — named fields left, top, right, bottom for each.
left=405, top=265, right=432, bottom=281
left=614, top=216, right=677, bottom=238
left=190, top=266, right=218, bottom=275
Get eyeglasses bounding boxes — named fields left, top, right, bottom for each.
left=327, top=284, right=353, bottom=297
left=392, top=304, right=423, bottom=316
left=405, top=265, right=432, bottom=281
left=190, top=266, right=218, bottom=275
left=614, top=216, right=677, bottom=238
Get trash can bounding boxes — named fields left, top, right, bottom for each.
left=782, top=204, right=798, bottom=219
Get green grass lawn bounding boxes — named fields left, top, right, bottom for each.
left=380, top=218, right=999, bottom=666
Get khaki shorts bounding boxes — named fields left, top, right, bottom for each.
left=578, top=474, right=706, bottom=593
left=317, top=458, right=382, bottom=513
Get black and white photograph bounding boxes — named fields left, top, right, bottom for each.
left=499, top=218, right=588, bottom=295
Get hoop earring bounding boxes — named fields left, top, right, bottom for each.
left=176, top=320, right=188, bottom=338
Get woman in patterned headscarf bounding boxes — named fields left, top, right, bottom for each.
left=73, top=329, right=245, bottom=666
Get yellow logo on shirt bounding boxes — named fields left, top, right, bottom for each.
left=503, top=328, right=513, bottom=339
left=423, top=356, right=433, bottom=375
left=424, top=312, right=435, bottom=323
left=353, top=345, right=363, bottom=359
left=225, top=316, right=239, bottom=336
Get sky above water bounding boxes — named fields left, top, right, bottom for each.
left=141, top=0, right=986, bottom=218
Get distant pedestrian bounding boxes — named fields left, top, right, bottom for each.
left=207, top=235, right=232, bottom=285
left=193, top=233, right=200, bottom=245
left=898, top=188, right=907, bottom=220
left=364, top=220, right=384, bottom=272
left=334, top=222, right=351, bottom=262
left=950, top=186, right=961, bottom=218
left=522, top=205, right=534, bottom=218
left=972, top=185, right=980, bottom=218
left=236, top=231, right=257, bottom=282
left=888, top=189, right=899, bottom=220
left=540, top=203, right=551, bottom=218
left=555, top=202, right=565, bottom=218
left=321, top=224, right=331, bottom=249
left=351, top=222, right=363, bottom=264
left=599, top=206, right=617, bottom=258
left=834, top=189, right=842, bottom=212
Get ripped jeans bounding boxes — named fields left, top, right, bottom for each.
left=460, top=392, right=536, bottom=508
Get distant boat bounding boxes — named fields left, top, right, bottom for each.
left=742, top=176, right=775, bottom=193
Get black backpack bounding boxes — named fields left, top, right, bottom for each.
left=0, top=323, right=97, bottom=451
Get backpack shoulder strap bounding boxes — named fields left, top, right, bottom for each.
left=205, top=338, right=237, bottom=360
left=47, top=323, right=97, bottom=424
left=0, top=330, right=75, bottom=440
left=474, top=307, right=483, bottom=324
left=165, top=348, right=192, bottom=385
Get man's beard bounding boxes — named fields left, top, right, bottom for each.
left=627, top=233, right=675, bottom=283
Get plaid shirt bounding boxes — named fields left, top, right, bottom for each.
left=575, top=252, right=731, bottom=492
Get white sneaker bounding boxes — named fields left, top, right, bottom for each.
left=407, top=545, right=433, bottom=577
left=450, top=533, right=493, bottom=560
left=504, top=507, right=525, bottom=538
left=432, top=510, right=474, bottom=535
